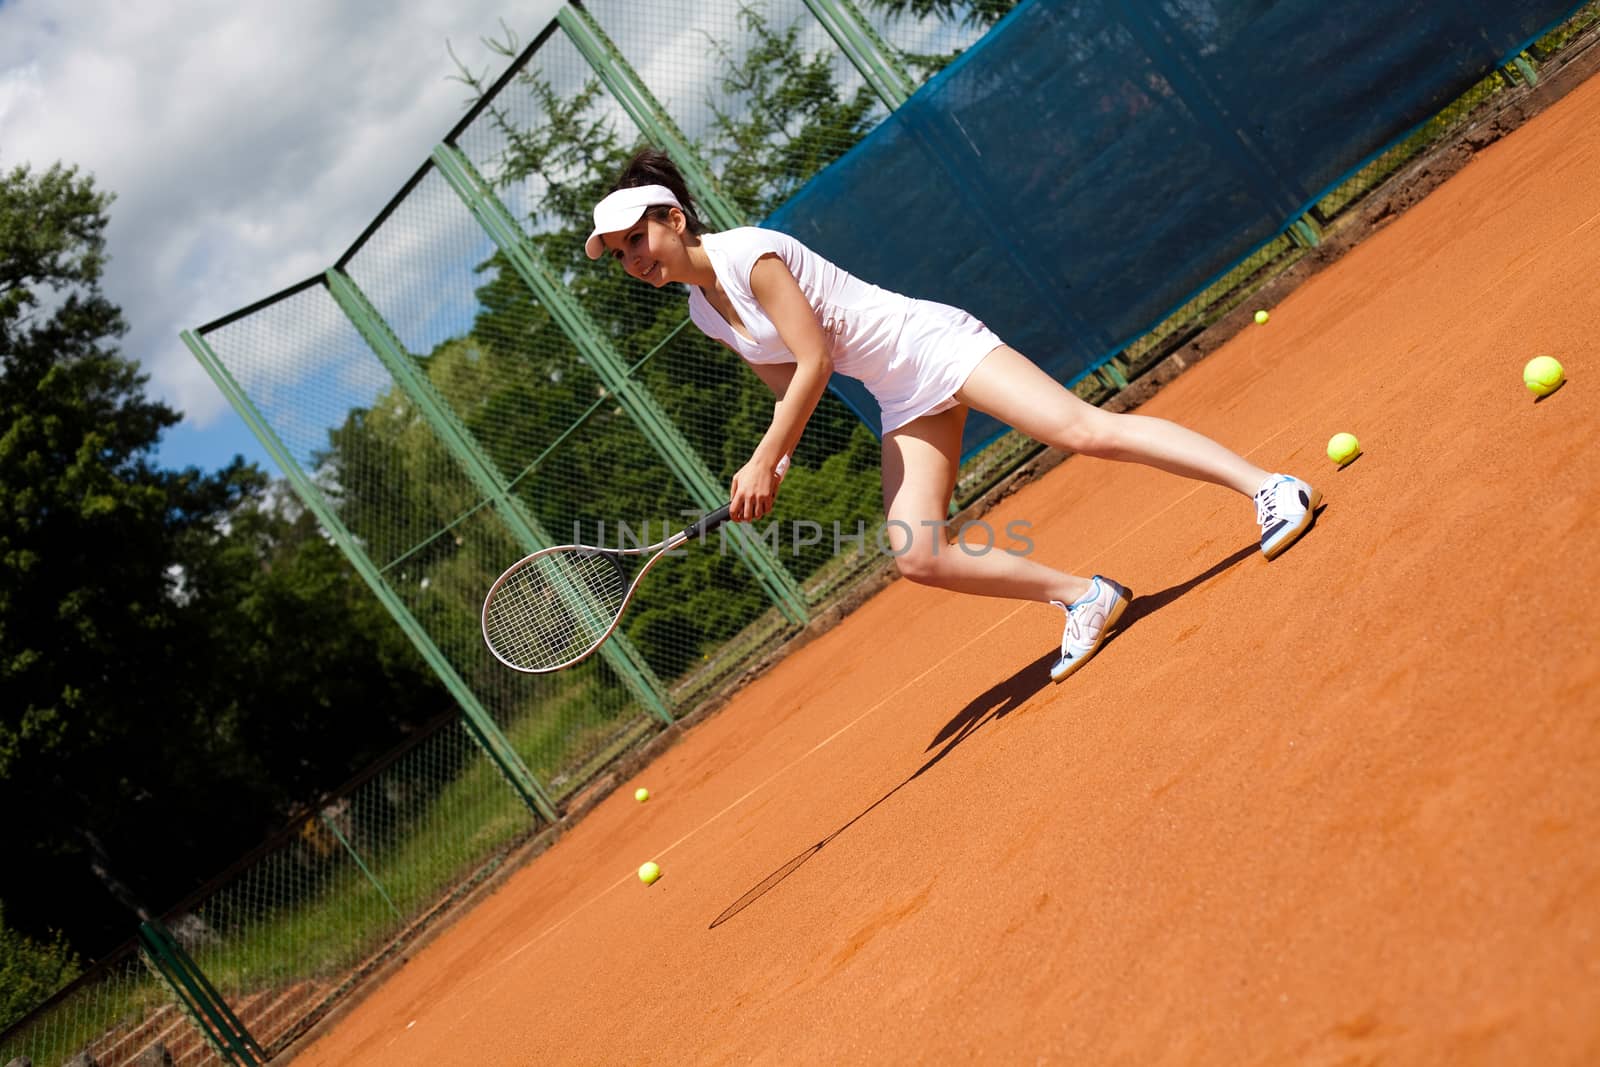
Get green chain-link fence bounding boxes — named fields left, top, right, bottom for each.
left=180, top=0, right=998, bottom=831
left=8, top=2, right=1599, bottom=1064
left=160, top=715, right=533, bottom=1061
left=0, top=944, right=200, bottom=1066
left=1, top=714, right=538, bottom=1066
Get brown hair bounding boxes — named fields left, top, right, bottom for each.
left=613, top=147, right=709, bottom=236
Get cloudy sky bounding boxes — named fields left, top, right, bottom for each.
left=1, top=0, right=564, bottom=472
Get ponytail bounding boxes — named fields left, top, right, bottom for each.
left=614, top=148, right=709, bottom=235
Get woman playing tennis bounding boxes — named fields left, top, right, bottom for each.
left=586, top=149, right=1321, bottom=682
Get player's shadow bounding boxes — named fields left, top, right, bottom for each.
left=1116, top=541, right=1258, bottom=630
left=707, top=542, right=1259, bottom=929
left=709, top=650, right=1058, bottom=929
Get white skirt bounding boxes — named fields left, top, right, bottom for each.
left=871, top=298, right=1005, bottom=434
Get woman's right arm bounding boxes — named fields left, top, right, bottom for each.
left=747, top=360, right=798, bottom=401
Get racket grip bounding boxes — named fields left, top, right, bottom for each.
left=686, top=504, right=733, bottom=541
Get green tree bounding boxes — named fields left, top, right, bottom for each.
left=859, top=0, right=1018, bottom=78
left=0, top=902, right=82, bottom=1033
left=860, top=0, right=1015, bottom=29
left=705, top=6, right=885, bottom=219
left=0, top=162, right=257, bottom=951
left=0, top=163, right=448, bottom=967
left=180, top=486, right=455, bottom=803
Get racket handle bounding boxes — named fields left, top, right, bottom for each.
left=686, top=504, right=733, bottom=541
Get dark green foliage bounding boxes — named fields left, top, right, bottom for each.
left=861, top=0, right=1019, bottom=78
left=705, top=7, right=885, bottom=219
left=0, top=163, right=447, bottom=971
left=862, top=0, right=1016, bottom=26
left=0, top=902, right=81, bottom=1033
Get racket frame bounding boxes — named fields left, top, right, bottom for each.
left=481, top=504, right=732, bottom=673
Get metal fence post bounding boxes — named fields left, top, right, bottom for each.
left=318, top=811, right=403, bottom=921
left=1504, top=51, right=1540, bottom=86
left=802, top=0, right=918, bottom=109
left=557, top=0, right=746, bottom=232
left=180, top=329, right=561, bottom=823
left=137, top=921, right=264, bottom=1066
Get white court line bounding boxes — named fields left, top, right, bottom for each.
left=1565, top=207, right=1600, bottom=238
left=1472, top=204, right=1600, bottom=300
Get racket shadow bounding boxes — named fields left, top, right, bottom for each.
left=709, top=650, right=1059, bottom=929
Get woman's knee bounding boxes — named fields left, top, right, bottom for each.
left=1055, top=408, right=1122, bottom=457
left=893, top=547, right=946, bottom=586
left=886, top=523, right=949, bottom=585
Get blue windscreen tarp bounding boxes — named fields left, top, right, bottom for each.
left=765, top=0, right=1584, bottom=456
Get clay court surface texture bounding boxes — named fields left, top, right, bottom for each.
left=292, top=74, right=1600, bottom=1066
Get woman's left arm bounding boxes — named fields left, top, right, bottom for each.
left=728, top=253, right=834, bottom=522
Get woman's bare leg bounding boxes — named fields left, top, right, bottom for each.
left=955, top=345, right=1268, bottom=495
left=880, top=404, right=1093, bottom=605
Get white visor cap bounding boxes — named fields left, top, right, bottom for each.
left=584, top=184, right=683, bottom=259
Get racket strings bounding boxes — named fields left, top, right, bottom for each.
left=484, top=549, right=628, bottom=670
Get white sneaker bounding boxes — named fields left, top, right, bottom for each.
left=1049, top=576, right=1131, bottom=683
left=1255, top=474, right=1322, bottom=560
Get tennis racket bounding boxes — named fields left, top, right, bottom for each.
left=482, top=457, right=788, bottom=673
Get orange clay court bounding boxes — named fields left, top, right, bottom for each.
left=292, top=72, right=1600, bottom=1066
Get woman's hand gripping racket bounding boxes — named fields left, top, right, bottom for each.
left=482, top=456, right=788, bottom=673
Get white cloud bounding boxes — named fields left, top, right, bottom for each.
left=0, top=0, right=562, bottom=463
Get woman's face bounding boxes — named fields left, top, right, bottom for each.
left=603, top=209, right=686, bottom=288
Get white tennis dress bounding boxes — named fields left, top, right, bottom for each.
left=686, top=227, right=1003, bottom=433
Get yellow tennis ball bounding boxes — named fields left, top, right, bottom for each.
left=634, top=787, right=650, bottom=803
left=1523, top=355, right=1565, bottom=397
left=638, top=861, right=661, bottom=885
left=1253, top=309, right=1270, bottom=325
left=1327, top=432, right=1360, bottom=466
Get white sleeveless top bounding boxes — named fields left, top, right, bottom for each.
left=686, top=227, right=1002, bottom=433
